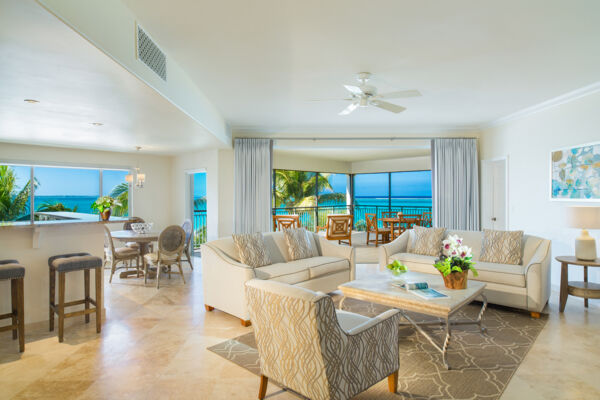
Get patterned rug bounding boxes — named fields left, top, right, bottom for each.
left=208, top=296, right=547, bottom=399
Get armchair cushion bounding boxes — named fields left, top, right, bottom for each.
left=335, top=309, right=370, bottom=332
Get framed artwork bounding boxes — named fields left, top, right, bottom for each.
left=551, top=141, right=600, bottom=201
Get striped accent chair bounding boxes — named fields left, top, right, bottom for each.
left=245, top=279, right=401, bottom=400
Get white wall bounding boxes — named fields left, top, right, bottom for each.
left=171, top=149, right=234, bottom=241
left=351, top=155, right=431, bottom=174
left=273, top=151, right=350, bottom=173
left=0, top=142, right=173, bottom=323
left=480, top=90, right=600, bottom=287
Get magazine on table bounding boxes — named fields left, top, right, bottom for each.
left=391, top=280, right=449, bottom=300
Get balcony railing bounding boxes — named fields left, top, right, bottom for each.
left=273, top=204, right=432, bottom=231
left=193, top=209, right=207, bottom=249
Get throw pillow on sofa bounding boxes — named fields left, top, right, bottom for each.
left=232, top=232, right=272, bottom=267
left=283, top=227, right=313, bottom=261
left=480, top=229, right=523, bottom=265
left=407, top=226, right=446, bottom=257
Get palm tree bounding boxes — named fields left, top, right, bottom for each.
left=110, top=183, right=129, bottom=217
left=194, top=196, right=206, bottom=210
left=0, top=165, right=33, bottom=221
left=274, top=170, right=342, bottom=207
left=36, top=202, right=78, bottom=212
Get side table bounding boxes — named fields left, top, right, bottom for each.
left=555, top=256, right=600, bottom=312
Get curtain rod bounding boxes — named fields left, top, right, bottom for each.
left=261, top=137, right=477, bottom=141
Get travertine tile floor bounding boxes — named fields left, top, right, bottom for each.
left=0, top=253, right=599, bottom=399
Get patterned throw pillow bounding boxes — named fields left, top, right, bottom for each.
left=480, top=229, right=523, bottom=265
left=283, top=228, right=313, bottom=261
left=407, top=226, right=446, bottom=257
left=232, top=232, right=271, bottom=268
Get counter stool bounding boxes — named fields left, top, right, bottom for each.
left=0, top=260, right=25, bottom=352
left=48, top=253, right=102, bottom=342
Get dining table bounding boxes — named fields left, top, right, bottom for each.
left=110, top=230, right=159, bottom=278
left=380, top=216, right=422, bottom=241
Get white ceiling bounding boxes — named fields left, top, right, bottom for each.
left=121, top=0, right=600, bottom=134
left=0, top=0, right=225, bottom=154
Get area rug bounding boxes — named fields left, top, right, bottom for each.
left=208, top=296, right=547, bottom=399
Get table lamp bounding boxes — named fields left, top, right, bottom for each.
left=566, top=207, right=600, bottom=260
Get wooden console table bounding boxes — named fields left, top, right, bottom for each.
left=556, top=256, right=600, bottom=312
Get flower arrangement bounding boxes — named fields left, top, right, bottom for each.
left=91, top=196, right=120, bottom=213
left=434, top=235, right=477, bottom=289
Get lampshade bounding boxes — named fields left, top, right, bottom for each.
left=566, top=207, right=600, bottom=229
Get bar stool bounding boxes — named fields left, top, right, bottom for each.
left=48, top=253, right=102, bottom=342
left=0, top=260, right=25, bottom=352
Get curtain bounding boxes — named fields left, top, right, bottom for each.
left=234, top=138, right=273, bottom=234
left=431, top=138, right=480, bottom=231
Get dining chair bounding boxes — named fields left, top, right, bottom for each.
left=143, top=225, right=186, bottom=289
left=365, top=213, right=391, bottom=247
left=103, top=226, right=141, bottom=283
left=324, top=214, right=353, bottom=245
left=273, top=215, right=300, bottom=231
left=381, top=211, right=397, bottom=219
left=181, top=219, right=193, bottom=270
left=421, top=211, right=432, bottom=227
left=122, top=216, right=145, bottom=249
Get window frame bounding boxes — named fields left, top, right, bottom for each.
left=0, top=160, right=133, bottom=226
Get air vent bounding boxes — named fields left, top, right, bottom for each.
left=136, top=24, right=166, bottom=81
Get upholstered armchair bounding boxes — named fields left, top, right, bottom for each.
left=245, top=279, right=401, bottom=400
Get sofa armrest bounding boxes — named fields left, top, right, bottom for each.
left=318, top=237, right=356, bottom=280
left=524, top=239, right=552, bottom=312
left=346, top=309, right=401, bottom=335
left=201, top=243, right=256, bottom=320
left=378, top=231, right=410, bottom=270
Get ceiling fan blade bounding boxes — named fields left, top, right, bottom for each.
left=377, top=90, right=421, bottom=99
left=306, top=98, right=353, bottom=102
left=371, top=100, right=406, bottom=114
left=339, top=102, right=358, bottom=115
left=343, top=85, right=363, bottom=96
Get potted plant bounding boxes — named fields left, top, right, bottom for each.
left=433, top=235, right=478, bottom=289
left=91, top=196, right=120, bottom=221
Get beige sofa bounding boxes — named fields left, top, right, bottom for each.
left=379, top=229, right=551, bottom=315
left=202, top=231, right=355, bottom=325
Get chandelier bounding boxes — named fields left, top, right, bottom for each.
left=125, top=146, right=146, bottom=188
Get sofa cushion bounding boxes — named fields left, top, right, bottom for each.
left=474, top=261, right=526, bottom=288
left=480, top=229, right=523, bottom=265
left=232, top=233, right=271, bottom=268
left=284, top=228, right=314, bottom=261
left=254, top=256, right=350, bottom=285
left=407, top=226, right=445, bottom=257
left=389, top=253, right=526, bottom=288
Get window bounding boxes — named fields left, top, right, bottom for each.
left=353, top=173, right=389, bottom=206
left=273, top=170, right=317, bottom=208
left=0, top=164, right=32, bottom=225
left=391, top=170, right=432, bottom=212
left=103, top=169, right=130, bottom=217
left=318, top=173, right=348, bottom=206
left=0, top=162, right=130, bottom=225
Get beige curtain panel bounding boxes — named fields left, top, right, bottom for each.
left=234, top=138, right=273, bottom=234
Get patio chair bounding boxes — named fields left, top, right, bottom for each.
left=273, top=215, right=300, bottom=231
left=420, top=211, right=432, bottom=227
left=366, top=213, right=391, bottom=247
left=324, top=214, right=353, bottom=245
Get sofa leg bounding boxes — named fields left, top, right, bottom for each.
left=530, top=312, right=541, bottom=319
left=259, top=375, right=268, bottom=400
left=388, top=370, right=398, bottom=393
left=240, top=319, right=251, bottom=327
left=205, top=305, right=214, bottom=312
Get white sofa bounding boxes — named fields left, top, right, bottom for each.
left=379, top=229, right=551, bottom=315
left=202, top=231, right=355, bottom=325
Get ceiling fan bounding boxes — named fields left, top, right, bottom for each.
left=329, top=72, right=421, bottom=115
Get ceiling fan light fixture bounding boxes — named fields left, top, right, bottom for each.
left=24, top=99, right=39, bottom=104
left=359, top=97, right=368, bottom=107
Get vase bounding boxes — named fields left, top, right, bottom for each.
left=441, top=270, right=468, bottom=289
left=100, top=209, right=111, bottom=221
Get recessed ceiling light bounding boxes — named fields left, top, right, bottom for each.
left=91, top=122, right=103, bottom=126
left=24, top=99, right=39, bottom=104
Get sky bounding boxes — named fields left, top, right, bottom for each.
left=350, top=170, right=431, bottom=197
left=194, top=172, right=207, bottom=198
left=4, top=165, right=128, bottom=196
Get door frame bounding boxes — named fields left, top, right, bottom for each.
left=481, top=156, right=509, bottom=230
left=185, top=168, right=207, bottom=242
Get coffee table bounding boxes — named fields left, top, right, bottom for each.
left=338, top=271, right=487, bottom=370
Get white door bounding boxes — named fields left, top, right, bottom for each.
left=481, top=158, right=507, bottom=230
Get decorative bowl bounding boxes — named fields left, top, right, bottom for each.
left=131, top=222, right=153, bottom=234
